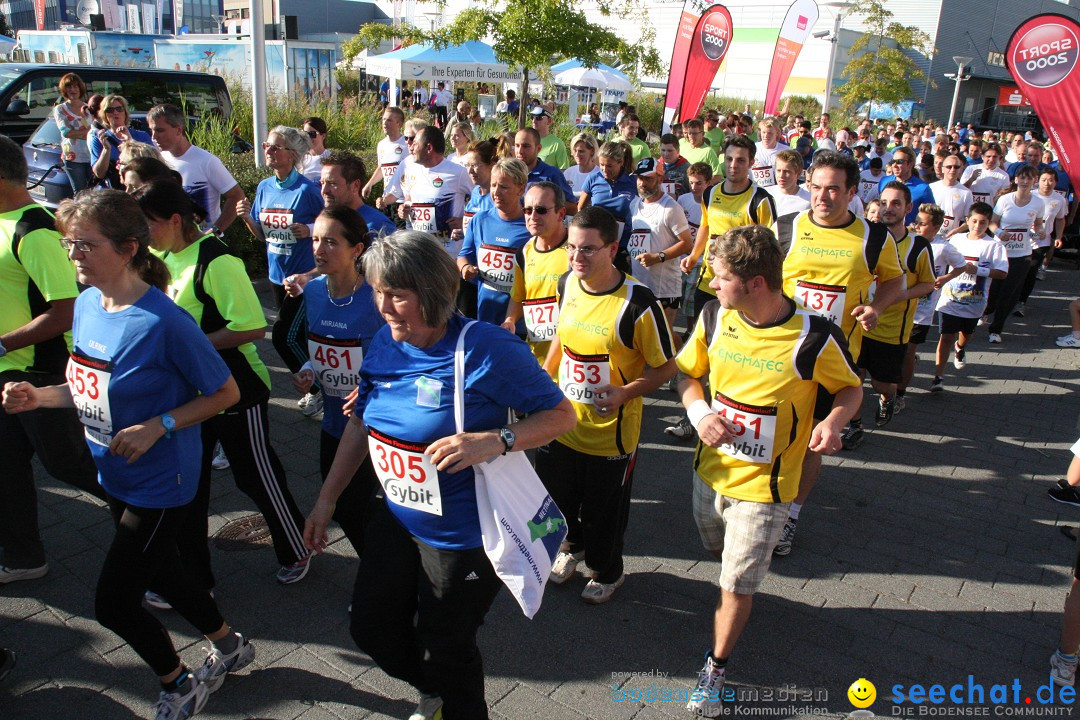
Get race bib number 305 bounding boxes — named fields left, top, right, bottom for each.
left=67, top=352, right=114, bottom=445
left=794, top=280, right=847, bottom=327
left=523, top=296, right=559, bottom=342
left=477, top=244, right=517, bottom=293
left=259, top=208, right=296, bottom=253
left=560, top=346, right=610, bottom=405
left=711, top=392, right=777, bottom=464
left=368, top=427, right=442, bottom=516
left=308, top=334, right=362, bottom=399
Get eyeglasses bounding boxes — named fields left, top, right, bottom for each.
left=305, top=130, right=318, bottom=138
left=890, top=159, right=909, bottom=165
left=60, top=238, right=97, bottom=253
left=104, top=106, right=124, bottom=114
left=262, top=143, right=289, bottom=152
left=566, top=244, right=606, bottom=258
left=523, top=205, right=554, bottom=215
left=404, top=135, right=416, bottom=143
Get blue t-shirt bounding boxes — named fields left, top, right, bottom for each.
left=582, top=168, right=637, bottom=248
left=304, top=276, right=385, bottom=439
left=879, top=173, right=934, bottom=224
left=528, top=160, right=575, bottom=203
left=458, top=209, right=531, bottom=327
left=250, top=170, right=325, bottom=284
left=358, top=315, right=565, bottom=549
left=70, top=286, right=231, bottom=508
left=88, top=128, right=153, bottom=168
left=358, top=204, right=397, bottom=239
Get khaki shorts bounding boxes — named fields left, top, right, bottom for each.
left=692, top=475, right=790, bottom=595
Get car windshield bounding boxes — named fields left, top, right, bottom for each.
left=30, top=118, right=62, bottom=147
left=0, top=68, right=24, bottom=90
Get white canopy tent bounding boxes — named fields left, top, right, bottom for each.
left=364, top=41, right=522, bottom=106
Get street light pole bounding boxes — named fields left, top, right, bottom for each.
left=822, top=2, right=853, bottom=113
left=947, top=55, right=972, bottom=131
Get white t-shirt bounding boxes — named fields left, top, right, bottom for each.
left=961, top=165, right=1011, bottom=207
left=993, top=193, right=1045, bottom=257
left=676, top=193, right=703, bottom=251
left=858, top=170, right=886, bottom=204
left=399, top=158, right=474, bottom=254
left=869, top=148, right=893, bottom=165
left=935, top=235, right=1009, bottom=318
left=301, top=149, right=331, bottom=184
left=750, top=141, right=788, bottom=187
left=1037, top=191, right=1068, bottom=247
left=446, top=151, right=470, bottom=168
left=929, top=181, right=973, bottom=235
left=627, top=194, right=690, bottom=299
left=433, top=89, right=453, bottom=107
left=914, top=233, right=967, bottom=325
left=413, top=87, right=428, bottom=106
left=376, top=136, right=410, bottom=188
left=563, top=166, right=592, bottom=197
left=768, top=185, right=810, bottom=217
left=162, top=145, right=239, bottom=227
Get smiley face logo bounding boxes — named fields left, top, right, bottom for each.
left=848, top=678, right=876, bottom=708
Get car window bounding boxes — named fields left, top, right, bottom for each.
left=29, top=118, right=62, bottom=147
left=85, top=77, right=224, bottom=117
left=13, top=74, right=64, bottom=125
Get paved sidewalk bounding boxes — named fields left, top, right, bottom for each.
left=1, top=264, right=1078, bottom=720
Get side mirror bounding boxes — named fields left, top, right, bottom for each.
left=5, top=99, right=30, bottom=116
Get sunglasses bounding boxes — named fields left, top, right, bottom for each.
left=523, top=206, right=553, bottom=215
left=404, top=135, right=416, bottom=142
left=306, top=130, right=318, bottom=138
left=105, top=106, right=124, bottom=114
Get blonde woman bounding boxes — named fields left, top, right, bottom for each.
left=89, top=95, right=153, bottom=188
left=563, top=132, right=599, bottom=196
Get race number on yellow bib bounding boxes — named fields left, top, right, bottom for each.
left=794, top=280, right=847, bottom=326
left=67, top=352, right=114, bottom=445
left=477, top=244, right=517, bottom=293
left=712, top=392, right=777, bottom=464
left=308, top=334, right=362, bottom=399
left=368, top=427, right=442, bottom=516
left=523, top=296, right=559, bottom=342
left=560, top=347, right=610, bottom=405
left=409, top=203, right=437, bottom=234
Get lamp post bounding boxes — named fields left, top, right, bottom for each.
left=822, top=1, right=853, bottom=113
left=947, top=55, right=972, bottom=131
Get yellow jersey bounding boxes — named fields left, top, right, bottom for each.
left=697, top=183, right=776, bottom=296
left=867, top=231, right=935, bottom=345
left=778, top=212, right=903, bottom=361
left=510, top=236, right=569, bottom=366
left=554, top=272, right=675, bottom=457
left=677, top=299, right=860, bottom=502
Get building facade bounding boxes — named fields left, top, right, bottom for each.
left=0, top=0, right=224, bottom=34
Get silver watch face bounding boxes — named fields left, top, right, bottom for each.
left=500, top=427, right=515, bottom=449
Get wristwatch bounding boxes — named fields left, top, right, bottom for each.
left=498, top=426, right=516, bottom=455
left=160, top=413, right=176, bottom=439
left=658, top=251, right=667, bottom=263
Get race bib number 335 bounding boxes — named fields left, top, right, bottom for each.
left=368, top=427, right=442, bottom=516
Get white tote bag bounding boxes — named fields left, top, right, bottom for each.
left=454, top=321, right=567, bottom=618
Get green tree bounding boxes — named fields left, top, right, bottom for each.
left=834, top=0, right=934, bottom=119
left=0, top=12, right=13, bottom=38
left=345, top=0, right=663, bottom=128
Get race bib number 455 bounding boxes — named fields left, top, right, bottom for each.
left=560, top=346, right=610, bottom=405
left=368, top=427, right=442, bottom=516
left=478, top=244, right=517, bottom=294
left=711, top=392, right=777, bottom=464
left=794, top=280, right=847, bottom=327
left=67, top=352, right=114, bottom=445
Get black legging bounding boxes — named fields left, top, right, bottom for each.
left=987, top=254, right=1032, bottom=334
left=1018, top=246, right=1049, bottom=304
left=270, top=284, right=313, bottom=392
left=319, top=429, right=378, bottom=556
left=96, top=496, right=224, bottom=677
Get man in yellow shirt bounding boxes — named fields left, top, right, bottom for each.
left=678, top=224, right=861, bottom=715
left=538, top=207, right=676, bottom=605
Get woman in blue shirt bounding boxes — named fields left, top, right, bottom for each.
left=88, top=95, right=153, bottom=189
left=578, top=140, right=637, bottom=272
left=293, top=205, right=385, bottom=554
left=238, top=125, right=326, bottom=416
left=457, top=158, right=531, bottom=330
left=304, top=231, right=575, bottom=720
left=452, top=138, right=498, bottom=318
left=2, top=191, right=253, bottom=720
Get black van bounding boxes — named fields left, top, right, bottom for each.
left=0, top=64, right=232, bottom=145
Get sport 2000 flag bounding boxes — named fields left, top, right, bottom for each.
left=1006, top=14, right=1080, bottom=190
left=677, top=5, right=735, bottom=126
left=662, top=0, right=709, bottom=133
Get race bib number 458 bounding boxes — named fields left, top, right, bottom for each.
left=67, top=352, right=114, bottom=445
left=368, top=427, right=442, bottom=516
left=259, top=208, right=296, bottom=252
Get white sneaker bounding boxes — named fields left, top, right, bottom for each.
left=977, top=315, right=990, bottom=327
left=145, top=591, right=172, bottom=610
left=1037, top=266, right=1046, bottom=280
left=549, top=551, right=584, bottom=585
left=194, top=633, right=256, bottom=694
left=686, top=654, right=726, bottom=717
left=1051, top=651, right=1078, bottom=687
left=210, top=443, right=229, bottom=471
left=988, top=333, right=1002, bottom=344
left=301, top=391, right=323, bottom=417
left=1057, top=335, right=1080, bottom=348
left=893, top=395, right=906, bottom=413
left=153, top=676, right=208, bottom=720
left=581, top=574, right=625, bottom=604
left=408, top=693, right=443, bottom=720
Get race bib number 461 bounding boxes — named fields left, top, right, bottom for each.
left=368, top=427, right=442, bottom=516
left=794, top=280, right=847, bottom=327
left=711, top=392, right=777, bottom=464
left=67, top=352, right=114, bottom=445
left=308, top=335, right=362, bottom=398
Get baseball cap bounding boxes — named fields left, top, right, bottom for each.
left=632, top=157, right=662, bottom=177
left=853, top=139, right=870, bottom=149
left=530, top=106, right=552, bottom=119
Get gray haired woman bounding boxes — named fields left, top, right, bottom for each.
left=304, top=230, right=575, bottom=720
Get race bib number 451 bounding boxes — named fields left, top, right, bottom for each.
left=560, top=346, right=610, bottom=405
left=67, top=352, right=114, bottom=445
left=794, top=280, right=847, bottom=327
left=368, top=427, right=442, bottom=516
left=711, top=392, right=777, bottom=464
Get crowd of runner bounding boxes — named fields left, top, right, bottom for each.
left=1, top=79, right=1078, bottom=720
